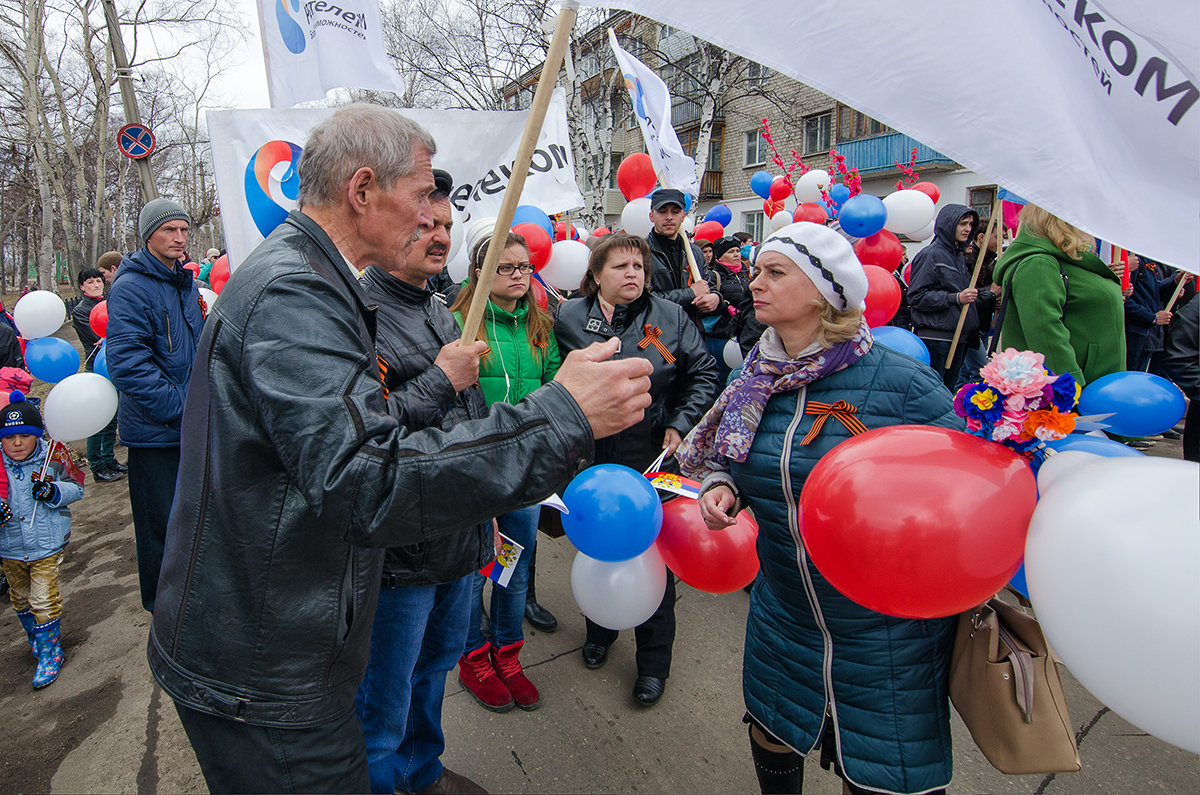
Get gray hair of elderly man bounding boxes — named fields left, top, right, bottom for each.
left=297, top=103, right=438, bottom=208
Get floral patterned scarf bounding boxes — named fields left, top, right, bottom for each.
left=678, top=319, right=873, bottom=476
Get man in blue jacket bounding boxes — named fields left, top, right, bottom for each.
left=106, top=199, right=205, bottom=612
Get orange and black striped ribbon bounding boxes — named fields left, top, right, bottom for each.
left=800, top=400, right=868, bottom=445
left=637, top=324, right=676, bottom=364
left=377, top=355, right=390, bottom=399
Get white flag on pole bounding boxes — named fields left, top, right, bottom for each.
left=585, top=1, right=1199, bottom=272
left=257, top=0, right=405, bottom=108
left=608, top=29, right=699, bottom=197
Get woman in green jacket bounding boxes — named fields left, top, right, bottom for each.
left=450, top=231, right=561, bottom=714
left=992, top=204, right=1125, bottom=386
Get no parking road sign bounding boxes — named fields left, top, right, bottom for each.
left=117, top=123, right=156, bottom=160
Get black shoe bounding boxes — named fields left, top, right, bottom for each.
left=581, top=642, right=609, bottom=669
left=525, top=599, right=558, bottom=633
left=1162, top=429, right=1182, bottom=440
left=633, top=675, right=665, bottom=706
left=112, top=460, right=128, bottom=472
left=93, top=463, right=124, bottom=482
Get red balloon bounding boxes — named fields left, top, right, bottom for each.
left=902, top=262, right=912, bottom=284
left=209, top=255, right=230, bottom=294
left=763, top=199, right=784, bottom=217
left=530, top=276, right=549, bottom=311
left=862, top=264, right=902, bottom=326
left=769, top=176, right=793, bottom=202
left=792, top=203, right=828, bottom=225
left=616, top=153, right=658, bottom=201
left=554, top=221, right=579, bottom=241
left=910, top=181, right=940, bottom=203
left=800, top=426, right=1036, bottom=618
left=88, top=300, right=108, bottom=338
left=511, top=222, right=553, bottom=271
left=655, top=494, right=759, bottom=594
left=591, top=227, right=611, bottom=238
left=693, top=220, right=725, bottom=243
left=184, top=262, right=200, bottom=278
left=854, top=230, right=904, bottom=272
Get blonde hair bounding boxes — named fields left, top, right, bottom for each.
left=809, top=298, right=863, bottom=349
left=1018, top=204, right=1094, bottom=260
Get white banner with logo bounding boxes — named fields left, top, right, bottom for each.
left=257, top=0, right=405, bottom=108
left=584, top=0, right=1199, bottom=271
left=608, top=29, right=699, bottom=196
left=208, top=89, right=584, bottom=269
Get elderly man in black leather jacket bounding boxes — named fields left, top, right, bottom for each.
left=148, top=104, right=653, bottom=794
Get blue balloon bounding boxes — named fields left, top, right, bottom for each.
left=510, top=205, right=554, bottom=238
left=871, top=326, right=930, bottom=365
left=1043, top=433, right=1145, bottom=458
left=750, top=170, right=774, bottom=200
left=1078, top=370, right=1187, bottom=438
left=829, top=183, right=851, bottom=206
left=704, top=204, right=733, bottom=227
left=1009, top=563, right=1029, bottom=598
left=683, top=193, right=693, bottom=212
left=561, top=464, right=663, bottom=562
left=94, top=340, right=109, bottom=380
left=837, top=193, right=887, bottom=238
left=25, top=336, right=80, bottom=383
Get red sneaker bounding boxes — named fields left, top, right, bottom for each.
left=490, top=640, right=540, bottom=710
left=458, top=644, right=514, bottom=712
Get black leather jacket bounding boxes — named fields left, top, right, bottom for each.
left=148, top=211, right=594, bottom=728
left=360, top=266, right=491, bottom=587
left=555, top=292, right=718, bottom=470
left=646, top=231, right=718, bottom=323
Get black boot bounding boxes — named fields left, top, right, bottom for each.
left=523, top=545, right=557, bottom=633
left=749, top=724, right=803, bottom=794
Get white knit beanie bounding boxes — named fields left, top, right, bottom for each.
left=756, top=221, right=868, bottom=311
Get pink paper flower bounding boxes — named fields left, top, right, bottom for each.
left=980, top=349, right=1054, bottom=405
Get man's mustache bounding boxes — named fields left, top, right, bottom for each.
left=425, top=242, right=448, bottom=257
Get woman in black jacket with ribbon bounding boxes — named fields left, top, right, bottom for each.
left=555, top=233, right=719, bottom=707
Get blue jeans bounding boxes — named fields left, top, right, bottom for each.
left=465, top=506, right=540, bottom=651
left=87, top=412, right=117, bottom=469
left=355, top=576, right=473, bottom=794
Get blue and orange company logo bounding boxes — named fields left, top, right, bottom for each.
left=276, top=0, right=306, bottom=54
left=245, top=140, right=302, bottom=238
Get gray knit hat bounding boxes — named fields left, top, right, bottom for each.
left=138, top=198, right=190, bottom=243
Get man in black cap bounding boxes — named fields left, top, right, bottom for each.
left=354, top=170, right=490, bottom=794
left=106, top=198, right=205, bottom=612
left=644, top=188, right=719, bottom=323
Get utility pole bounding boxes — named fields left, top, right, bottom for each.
left=101, top=0, right=158, bottom=202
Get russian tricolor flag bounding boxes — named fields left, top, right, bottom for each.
left=480, top=533, right=525, bottom=588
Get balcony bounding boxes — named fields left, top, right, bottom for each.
left=835, top=132, right=957, bottom=176
left=699, top=170, right=722, bottom=200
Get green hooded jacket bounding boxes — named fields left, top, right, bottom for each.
left=993, top=228, right=1125, bottom=386
left=455, top=300, right=561, bottom=406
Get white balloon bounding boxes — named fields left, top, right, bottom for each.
left=198, top=287, right=219, bottom=313
left=542, top=240, right=591, bottom=292
left=770, top=210, right=793, bottom=232
left=1035, top=450, right=1103, bottom=494
left=464, top=216, right=499, bottom=266
left=571, top=547, right=667, bottom=631
left=882, top=190, right=937, bottom=235
left=682, top=215, right=695, bottom=234
left=795, top=169, right=832, bottom=203
left=446, top=207, right=465, bottom=263
left=445, top=251, right=470, bottom=284
left=14, top=290, right=66, bottom=339
left=1025, top=457, right=1200, bottom=753
left=620, top=198, right=654, bottom=237
left=907, top=216, right=937, bottom=242
left=43, top=372, right=119, bottom=443
left=722, top=338, right=744, bottom=370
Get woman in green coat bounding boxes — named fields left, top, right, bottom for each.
left=992, top=204, right=1125, bottom=386
left=450, top=231, right=561, bottom=714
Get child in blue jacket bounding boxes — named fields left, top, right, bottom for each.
left=0, top=391, right=84, bottom=688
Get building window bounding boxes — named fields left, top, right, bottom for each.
left=803, top=112, right=832, bottom=154
left=744, top=130, right=768, bottom=167
left=747, top=62, right=772, bottom=88
left=969, top=186, right=997, bottom=219
left=678, top=127, right=723, bottom=169
left=742, top=211, right=765, bottom=242
left=607, top=152, right=623, bottom=189
left=836, top=104, right=892, bottom=142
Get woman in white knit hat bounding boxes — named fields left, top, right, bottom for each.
left=678, top=222, right=964, bottom=795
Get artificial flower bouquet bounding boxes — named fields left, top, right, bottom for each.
left=953, top=349, right=1079, bottom=466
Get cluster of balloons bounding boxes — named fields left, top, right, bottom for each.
left=11, top=291, right=118, bottom=444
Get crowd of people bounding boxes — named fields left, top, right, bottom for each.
left=0, top=101, right=1195, bottom=795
